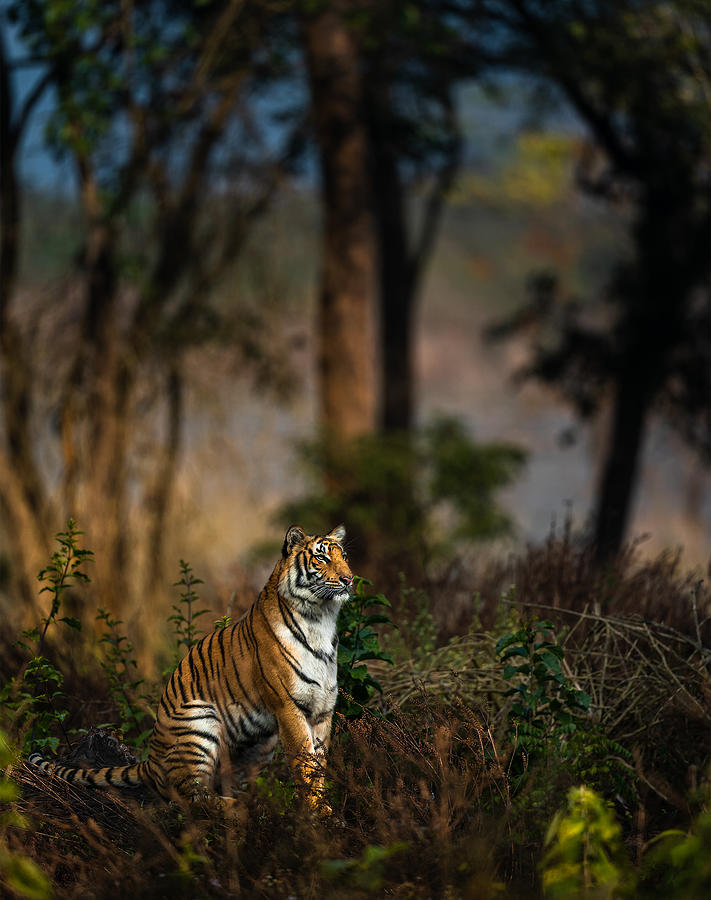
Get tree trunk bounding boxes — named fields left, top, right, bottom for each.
left=593, top=369, right=650, bottom=564
left=368, top=102, right=415, bottom=433
left=302, top=7, right=378, bottom=439
left=144, top=366, right=183, bottom=595
left=0, top=29, right=52, bottom=612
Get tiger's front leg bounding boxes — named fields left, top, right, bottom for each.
left=309, top=713, right=333, bottom=814
left=276, top=707, right=329, bottom=811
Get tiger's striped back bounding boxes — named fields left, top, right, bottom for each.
left=29, top=524, right=353, bottom=809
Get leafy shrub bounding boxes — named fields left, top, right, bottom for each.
left=497, top=618, right=591, bottom=760
left=281, top=416, right=526, bottom=582
left=0, top=730, right=52, bottom=900
left=638, top=801, right=711, bottom=899
left=97, top=608, right=153, bottom=750
left=169, top=560, right=208, bottom=661
left=541, top=785, right=633, bottom=898
left=0, top=520, right=92, bottom=754
left=337, top=577, right=394, bottom=718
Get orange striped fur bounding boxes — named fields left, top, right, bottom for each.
left=30, top=525, right=353, bottom=810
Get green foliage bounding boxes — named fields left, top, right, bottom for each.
left=96, top=609, right=152, bottom=750
left=495, top=613, right=639, bottom=841
left=169, top=560, right=208, bottom=663
left=558, top=725, right=636, bottom=810
left=34, top=518, right=93, bottom=646
left=255, top=770, right=295, bottom=815
left=541, top=785, right=632, bottom=899
left=0, top=731, right=52, bottom=900
left=497, top=618, right=591, bottom=760
left=425, top=417, right=527, bottom=544
left=337, top=577, right=394, bottom=719
left=0, top=520, right=92, bottom=754
left=638, top=805, right=711, bottom=899
left=282, top=416, right=526, bottom=575
left=322, top=842, right=409, bottom=892
left=542, top=780, right=711, bottom=900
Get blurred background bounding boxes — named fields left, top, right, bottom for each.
left=1, top=0, right=709, bottom=652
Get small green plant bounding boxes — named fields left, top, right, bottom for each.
left=0, top=520, right=93, bottom=754
left=0, top=730, right=52, bottom=900
left=337, top=577, right=394, bottom=718
left=541, top=785, right=632, bottom=899
left=322, top=842, right=409, bottom=892
left=213, top=615, right=232, bottom=629
left=255, top=770, right=295, bottom=815
left=497, top=618, right=590, bottom=759
left=169, top=560, right=208, bottom=663
left=637, top=783, right=711, bottom=899
left=96, top=609, right=153, bottom=749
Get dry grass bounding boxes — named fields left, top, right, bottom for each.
left=1, top=534, right=709, bottom=898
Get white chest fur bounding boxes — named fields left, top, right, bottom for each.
left=275, top=610, right=339, bottom=722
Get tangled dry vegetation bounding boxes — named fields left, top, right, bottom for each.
left=0, top=535, right=709, bottom=899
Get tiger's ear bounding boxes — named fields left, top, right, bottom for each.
left=327, top=524, right=346, bottom=543
left=282, top=525, right=307, bottom=557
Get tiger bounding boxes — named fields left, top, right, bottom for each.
left=29, top=524, right=353, bottom=811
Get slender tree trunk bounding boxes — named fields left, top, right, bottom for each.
left=368, top=107, right=415, bottom=433
left=302, top=6, right=378, bottom=439
left=364, top=59, right=459, bottom=434
left=593, top=371, right=650, bottom=563
left=145, top=366, right=183, bottom=595
left=0, top=29, right=52, bottom=611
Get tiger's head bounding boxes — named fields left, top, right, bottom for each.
left=279, top=524, right=353, bottom=609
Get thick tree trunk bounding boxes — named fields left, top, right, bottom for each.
left=302, top=7, right=378, bottom=439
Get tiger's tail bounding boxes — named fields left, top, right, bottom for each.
left=28, top=751, right=150, bottom=790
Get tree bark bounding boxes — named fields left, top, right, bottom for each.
left=593, top=371, right=650, bottom=564
left=0, top=28, right=52, bottom=611
left=302, top=6, right=378, bottom=439
left=144, top=366, right=183, bottom=595
left=367, top=98, right=415, bottom=434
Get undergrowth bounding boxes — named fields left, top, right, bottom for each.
left=0, top=520, right=708, bottom=898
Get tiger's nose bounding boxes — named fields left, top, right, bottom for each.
left=341, top=574, right=353, bottom=588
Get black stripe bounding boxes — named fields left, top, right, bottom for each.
left=160, top=694, right=177, bottom=718
left=217, top=625, right=228, bottom=668
left=258, top=606, right=303, bottom=669
left=170, top=669, right=188, bottom=705
left=187, top=649, right=204, bottom=698
left=253, top=644, right=280, bottom=698
left=171, top=741, right=216, bottom=757
left=195, top=639, right=212, bottom=698
left=222, top=707, right=244, bottom=744
left=279, top=644, right=320, bottom=686
left=172, top=727, right=220, bottom=745
left=277, top=673, right=312, bottom=717
left=205, top=632, right=217, bottom=681
left=278, top=597, right=329, bottom=660
left=228, top=652, right=258, bottom=707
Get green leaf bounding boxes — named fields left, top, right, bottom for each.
left=59, top=616, right=82, bottom=631
left=2, top=853, right=52, bottom=900
left=500, top=645, right=528, bottom=661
